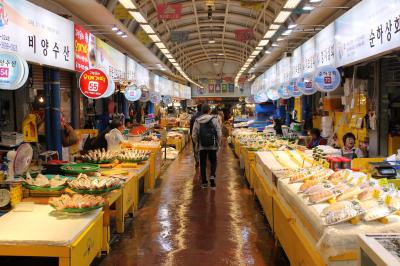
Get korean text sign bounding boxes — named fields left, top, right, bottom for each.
left=79, top=68, right=109, bottom=99
left=0, top=0, right=74, bottom=70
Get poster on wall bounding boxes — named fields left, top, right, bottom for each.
left=208, top=84, right=214, bottom=93
left=74, top=24, right=92, bottom=72
left=222, top=84, right=227, bottom=93
left=0, top=0, right=74, bottom=70
left=228, top=84, right=234, bottom=92
left=335, top=0, right=400, bottom=67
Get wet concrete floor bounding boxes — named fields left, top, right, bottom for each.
left=99, top=143, right=289, bottom=266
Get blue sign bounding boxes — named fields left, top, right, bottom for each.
left=288, top=79, right=303, bottom=97
left=297, top=73, right=317, bottom=95
left=254, top=89, right=268, bottom=103
left=267, top=88, right=280, bottom=101
left=314, top=65, right=341, bottom=92
left=278, top=85, right=291, bottom=99
left=125, top=85, right=142, bottom=101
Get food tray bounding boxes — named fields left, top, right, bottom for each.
left=51, top=204, right=104, bottom=213
left=22, top=175, right=73, bottom=191
left=70, top=185, right=121, bottom=195
left=82, top=159, right=113, bottom=164
left=118, top=158, right=148, bottom=163
left=61, top=163, right=100, bottom=174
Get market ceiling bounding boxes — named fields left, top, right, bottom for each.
left=44, top=0, right=360, bottom=85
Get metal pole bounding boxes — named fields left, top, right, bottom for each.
left=43, top=67, right=53, bottom=150
left=50, top=68, right=62, bottom=159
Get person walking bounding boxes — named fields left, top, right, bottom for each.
left=192, top=104, right=222, bottom=189
left=190, top=103, right=203, bottom=168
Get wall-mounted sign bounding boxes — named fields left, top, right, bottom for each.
left=95, top=38, right=126, bottom=81
left=297, top=73, right=316, bottom=95
left=124, top=84, right=141, bottom=102
left=267, top=88, right=280, bottom=101
left=314, top=65, right=341, bottom=92
left=135, top=63, right=149, bottom=88
left=301, top=37, right=316, bottom=74
left=291, top=47, right=302, bottom=79
left=278, top=86, right=291, bottom=99
left=235, top=28, right=255, bottom=42
left=157, top=3, right=182, bottom=20
left=171, top=31, right=189, bottom=43
left=0, top=52, right=28, bottom=90
left=79, top=68, right=109, bottom=99
left=0, top=0, right=74, bottom=70
left=74, top=24, right=90, bottom=72
left=288, top=79, right=303, bottom=98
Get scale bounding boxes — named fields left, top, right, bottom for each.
left=0, top=143, right=32, bottom=211
left=369, top=162, right=397, bottom=179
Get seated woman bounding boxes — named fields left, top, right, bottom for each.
left=306, top=128, right=327, bottom=149
left=341, top=132, right=364, bottom=159
left=84, top=119, right=125, bottom=151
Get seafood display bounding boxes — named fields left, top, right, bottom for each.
left=117, top=149, right=150, bottom=162
left=68, top=173, right=121, bottom=193
left=325, top=206, right=362, bottom=225
left=364, top=205, right=397, bottom=222
left=25, top=173, right=68, bottom=188
left=81, top=149, right=116, bottom=163
left=49, top=194, right=104, bottom=212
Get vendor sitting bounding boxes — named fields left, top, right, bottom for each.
left=341, top=132, right=364, bottom=159
left=84, top=119, right=125, bottom=151
left=306, top=128, right=327, bottom=149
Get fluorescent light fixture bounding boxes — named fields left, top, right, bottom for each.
left=129, top=11, right=147, bottom=23
left=218, top=53, right=224, bottom=56
left=310, top=0, right=321, bottom=2
left=116, top=31, right=124, bottom=35
left=119, top=0, right=136, bottom=9
left=172, top=62, right=179, bottom=66
left=249, top=56, right=256, bottom=59
left=277, top=37, right=284, bottom=41
left=283, top=0, right=302, bottom=9
left=155, top=42, right=166, bottom=49
left=274, top=11, right=291, bottom=23
left=112, top=25, right=118, bottom=31
left=265, top=50, right=271, bottom=54
left=166, top=54, right=174, bottom=59
left=303, top=5, right=315, bottom=11
left=282, top=29, right=293, bottom=36
left=148, top=34, right=161, bottom=42
left=169, top=58, right=176, bottom=62
left=251, top=50, right=261, bottom=56
left=270, top=24, right=281, bottom=30
left=121, top=34, right=128, bottom=38
left=288, top=23, right=297, bottom=29
left=160, top=48, right=169, bottom=53
left=264, top=30, right=277, bottom=38
left=255, top=47, right=263, bottom=51
left=208, top=39, right=216, bottom=44
left=272, top=42, right=279, bottom=47
left=258, top=39, right=270, bottom=46
left=141, top=24, right=155, bottom=34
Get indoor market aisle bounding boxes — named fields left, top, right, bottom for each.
left=98, top=143, right=288, bottom=266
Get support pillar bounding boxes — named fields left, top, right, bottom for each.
left=50, top=68, right=62, bottom=159
left=43, top=67, right=53, bottom=150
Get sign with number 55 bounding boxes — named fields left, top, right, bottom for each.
left=79, top=68, right=109, bottom=99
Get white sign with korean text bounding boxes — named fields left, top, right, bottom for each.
left=0, top=0, right=74, bottom=70
left=277, top=57, right=291, bottom=85
left=301, top=37, right=316, bottom=74
left=135, top=63, right=150, bottom=88
left=335, top=0, right=400, bottom=66
left=126, top=57, right=137, bottom=81
left=95, top=38, right=126, bottom=81
left=315, top=22, right=336, bottom=67
left=291, top=47, right=302, bottom=79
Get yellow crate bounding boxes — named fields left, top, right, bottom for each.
left=10, top=184, right=22, bottom=208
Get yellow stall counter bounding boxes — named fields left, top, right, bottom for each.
left=0, top=204, right=103, bottom=266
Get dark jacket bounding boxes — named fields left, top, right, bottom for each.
left=190, top=111, right=202, bottom=134
left=192, top=114, right=222, bottom=151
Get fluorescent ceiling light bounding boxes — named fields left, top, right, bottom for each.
left=274, top=11, right=291, bottom=23
left=277, top=37, right=284, bottom=41
left=264, top=30, right=277, bottom=38
left=116, top=31, right=124, bottom=35
left=111, top=25, right=118, bottom=31
left=172, top=62, right=179, bottom=66
left=272, top=42, right=279, bottom=47
left=169, top=58, right=176, bottom=62
left=270, top=24, right=281, bottom=30
left=166, top=54, right=174, bottom=59
left=258, top=39, right=270, bottom=46
left=310, top=0, right=321, bottom=2
left=121, top=34, right=128, bottom=38
left=255, top=47, right=263, bottom=51
left=129, top=11, right=147, bottom=23
left=218, top=53, right=224, bottom=56
left=265, top=50, right=271, bottom=54
left=288, top=23, right=297, bottom=29
left=119, top=0, right=136, bottom=9
left=160, top=48, right=169, bottom=53
left=208, top=39, right=216, bottom=44
left=155, top=42, right=166, bottom=49
left=251, top=50, right=261, bottom=56
left=303, top=5, right=315, bottom=11
left=282, top=29, right=293, bottom=36
left=284, top=0, right=302, bottom=9
left=141, top=24, right=155, bottom=34
left=148, top=34, right=161, bottom=42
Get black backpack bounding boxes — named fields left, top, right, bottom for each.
left=199, top=117, right=217, bottom=147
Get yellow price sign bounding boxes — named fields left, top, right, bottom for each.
left=385, top=195, right=393, bottom=205
left=373, top=189, right=381, bottom=199
left=378, top=178, right=389, bottom=187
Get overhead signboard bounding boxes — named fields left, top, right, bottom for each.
left=126, top=57, right=136, bottom=81
left=95, top=38, right=126, bottom=81
left=135, top=63, right=149, bottom=88
left=301, top=37, right=316, bottom=74
left=315, top=22, right=336, bottom=67
left=157, top=4, right=182, bottom=20
left=0, top=0, right=74, bottom=70
left=291, top=47, right=302, bottom=79
left=335, top=0, right=400, bottom=67
left=235, top=28, right=255, bottom=42
left=79, top=68, right=109, bottom=99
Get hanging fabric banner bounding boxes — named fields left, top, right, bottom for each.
left=235, top=28, right=255, bottom=42
left=157, top=4, right=182, bottom=20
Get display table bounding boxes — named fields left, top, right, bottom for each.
left=131, top=143, right=162, bottom=190
left=251, top=150, right=400, bottom=266
left=0, top=205, right=103, bottom=266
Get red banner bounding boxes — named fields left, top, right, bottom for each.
left=74, top=24, right=90, bottom=72
left=79, top=68, right=109, bottom=99
left=235, top=28, right=254, bottom=42
left=157, top=4, right=182, bottom=20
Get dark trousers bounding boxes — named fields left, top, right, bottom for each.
left=199, top=149, right=217, bottom=183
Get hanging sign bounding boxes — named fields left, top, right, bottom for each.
left=267, top=88, right=280, bottom=101
left=150, top=91, right=161, bottom=104
left=157, top=4, right=182, bottom=20
left=171, top=31, right=189, bottom=43
left=79, top=68, right=109, bottom=99
left=288, top=79, right=303, bottom=98
left=291, top=47, right=302, bottom=79
left=95, top=38, right=126, bottom=81
left=74, top=24, right=91, bottom=72
left=297, top=73, right=317, bottom=95
left=301, top=37, right=316, bottom=74
left=315, top=23, right=336, bottom=67
left=0, top=52, right=28, bottom=90
left=124, top=84, right=142, bottom=102
left=278, top=86, right=291, bottom=99
left=235, top=28, right=255, bottom=42
left=314, top=65, right=341, bottom=92
left=255, top=89, right=268, bottom=103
